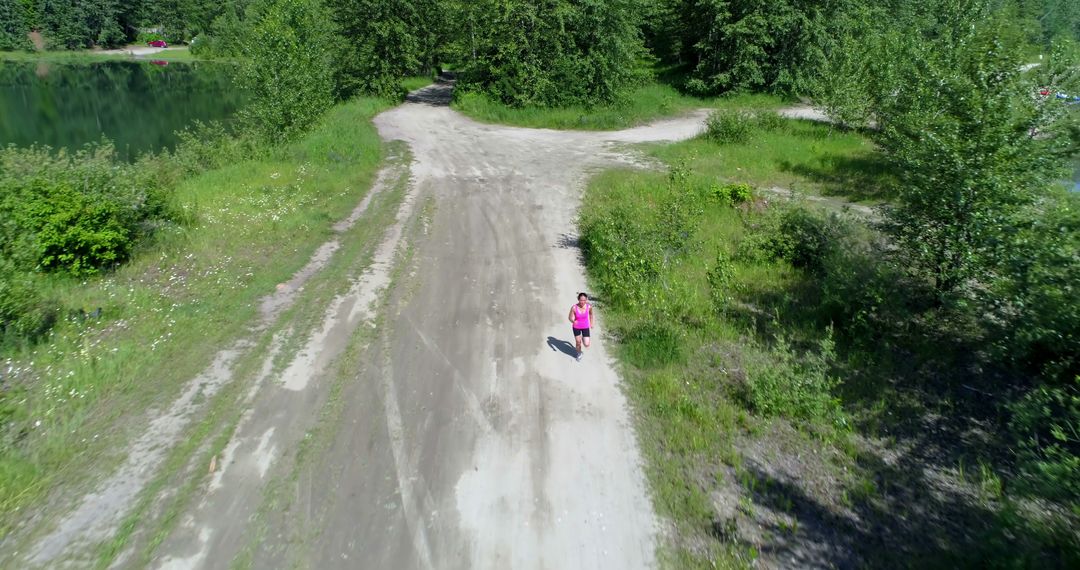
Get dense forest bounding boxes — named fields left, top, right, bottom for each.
left=1, top=0, right=1079, bottom=564
left=1, top=1, right=1078, bottom=93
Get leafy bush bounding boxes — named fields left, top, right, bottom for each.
left=0, top=1, right=29, bottom=51
left=0, top=262, right=57, bottom=343
left=580, top=206, right=665, bottom=308
left=740, top=332, right=845, bottom=428
left=705, top=110, right=755, bottom=144
left=710, top=182, right=754, bottom=205
left=0, top=143, right=173, bottom=277
left=775, top=208, right=839, bottom=274
left=706, top=252, right=737, bottom=312
left=456, top=0, right=648, bottom=107
left=135, top=31, right=166, bottom=45
left=169, top=121, right=261, bottom=177
left=704, top=110, right=785, bottom=144
left=581, top=167, right=703, bottom=310
left=738, top=206, right=840, bottom=274
left=991, top=196, right=1080, bottom=385
left=816, top=236, right=916, bottom=339
left=238, top=0, right=337, bottom=140
left=1009, top=381, right=1080, bottom=503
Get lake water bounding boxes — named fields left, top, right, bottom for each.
left=0, top=60, right=243, bottom=159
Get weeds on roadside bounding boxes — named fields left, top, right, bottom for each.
left=705, top=109, right=785, bottom=144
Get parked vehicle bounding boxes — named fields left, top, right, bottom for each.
left=147, top=40, right=168, bottom=48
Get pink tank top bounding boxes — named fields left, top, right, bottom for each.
left=573, top=304, right=591, bottom=329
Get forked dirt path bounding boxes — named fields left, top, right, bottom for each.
left=25, top=81, right=712, bottom=569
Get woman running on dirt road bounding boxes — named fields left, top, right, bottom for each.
left=569, top=292, right=593, bottom=361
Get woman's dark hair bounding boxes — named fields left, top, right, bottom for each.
left=577, top=292, right=588, bottom=300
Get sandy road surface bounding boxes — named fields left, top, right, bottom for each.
left=23, top=81, right=711, bottom=569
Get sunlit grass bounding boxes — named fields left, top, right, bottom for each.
left=453, top=82, right=787, bottom=131
left=580, top=120, right=875, bottom=567
left=649, top=119, right=891, bottom=203
left=401, top=75, right=436, bottom=92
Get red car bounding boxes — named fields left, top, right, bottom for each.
left=147, top=40, right=168, bottom=48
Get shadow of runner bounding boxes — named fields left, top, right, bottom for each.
left=546, top=336, right=579, bottom=359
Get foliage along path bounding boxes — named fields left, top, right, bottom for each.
left=22, top=80, right=711, bottom=569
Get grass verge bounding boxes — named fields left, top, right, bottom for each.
left=0, top=96, right=396, bottom=547
left=452, top=82, right=785, bottom=131
left=581, top=117, right=1079, bottom=567
left=654, top=116, right=892, bottom=204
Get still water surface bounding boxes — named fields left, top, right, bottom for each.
left=0, top=60, right=242, bottom=159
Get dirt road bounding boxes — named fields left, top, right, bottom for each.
left=25, top=81, right=709, bottom=569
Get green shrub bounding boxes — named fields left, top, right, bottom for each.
left=623, top=322, right=685, bottom=369
left=738, top=206, right=839, bottom=274
left=238, top=0, right=337, bottom=140
left=776, top=208, right=837, bottom=273
left=581, top=166, right=705, bottom=310
left=1009, top=381, right=1080, bottom=503
left=817, top=238, right=914, bottom=338
left=706, top=252, right=737, bottom=312
left=0, top=262, right=57, bottom=343
left=170, top=121, right=259, bottom=176
left=0, top=144, right=173, bottom=277
left=455, top=0, right=648, bottom=107
left=704, top=110, right=784, bottom=144
left=136, top=31, right=167, bottom=45
left=991, top=196, right=1080, bottom=385
left=740, top=332, right=845, bottom=428
left=710, top=182, right=754, bottom=205
left=705, top=110, right=755, bottom=144
left=754, top=111, right=786, bottom=132
left=580, top=206, right=665, bottom=308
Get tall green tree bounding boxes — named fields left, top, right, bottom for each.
left=1014, top=0, right=1080, bottom=44
left=821, top=0, right=1080, bottom=297
left=325, top=0, right=443, bottom=99
left=644, top=0, right=860, bottom=95
left=237, top=0, right=336, bottom=140
left=141, top=0, right=224, bottom=42
left=0, top=0, right=29, bottom=50
left=455, top=0, right=647, bottom=107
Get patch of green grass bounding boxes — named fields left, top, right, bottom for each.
left=401, top=75, right=435, bottom=92
left=0, top=96, right=396, bottom=542
left=649, top=118, right=891, bottom=203
left=579, top=115, right=888, bottom=566
left=453, top=82, right=786, bottom=131
left=583, top=102, right=1080, bottom=567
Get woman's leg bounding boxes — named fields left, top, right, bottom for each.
left=583, top=336, right=591, bottom=350
left=574, top=331, right=583, bottom=353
